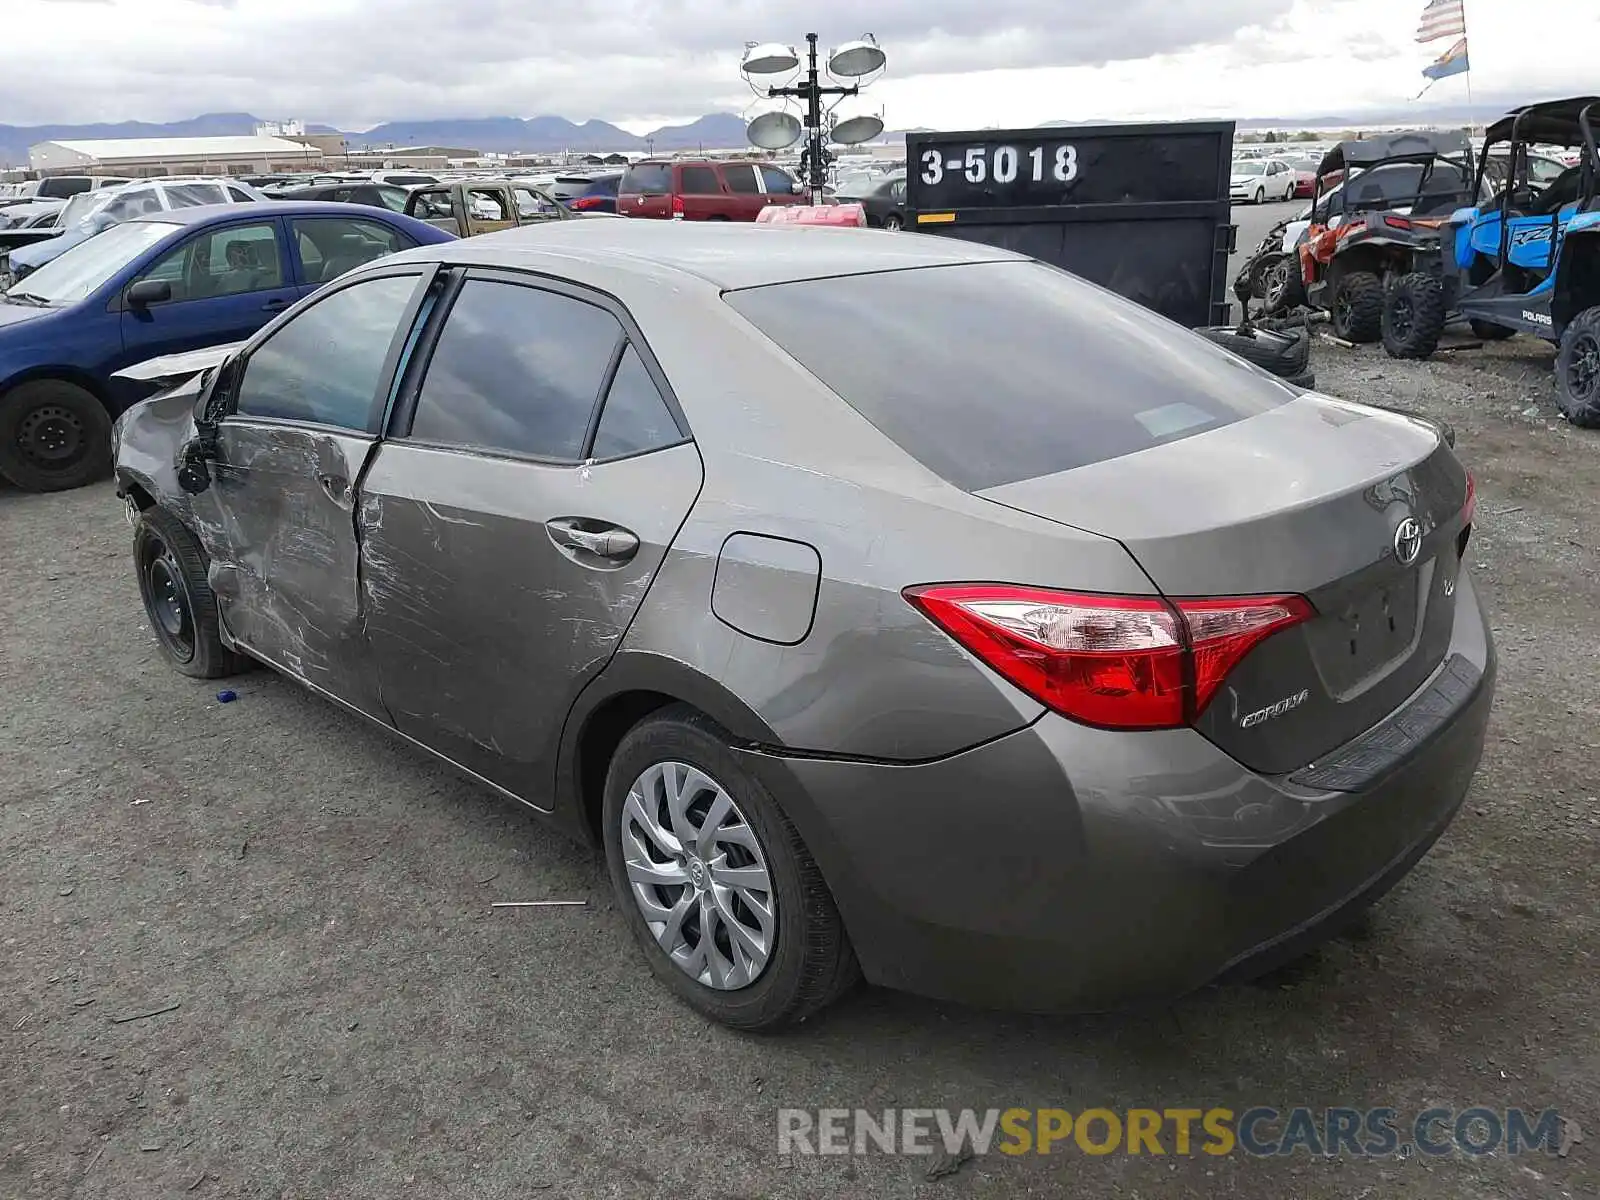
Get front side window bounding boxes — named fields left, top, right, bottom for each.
left=135, top=221, right=283, bottom=303
left=760, top=165, right=796, bottom=195
left=234, top=274, right=420, bottom=429
left=290, top=217, right=409, bottom=285
left=409, top=279, right=622, bottom=460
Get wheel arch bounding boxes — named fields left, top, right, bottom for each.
left=555, top=652, right=782, bottom=849
left=0, top=364, right=114, bottom=412
left=1553, top=226, right=1600, bottom=334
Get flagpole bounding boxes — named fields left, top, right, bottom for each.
left=1460, top=0, right=1474, bottom=123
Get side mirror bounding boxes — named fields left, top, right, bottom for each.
left=126, top=278, right=172, bottom=308
left=790, top=180, right=805, bottom=194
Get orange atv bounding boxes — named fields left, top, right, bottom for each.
left=1292, top=131, right=1483, bottom=344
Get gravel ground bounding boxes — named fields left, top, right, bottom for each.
left=2, top=335, right=1597, bottom=1200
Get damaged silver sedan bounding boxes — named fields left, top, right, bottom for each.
left=115, top=221, right=1493, bottom=1031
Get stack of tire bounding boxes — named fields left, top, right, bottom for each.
left=1196, top=323, right=1314, bottom=389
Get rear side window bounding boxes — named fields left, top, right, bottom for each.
left=591, top=345, right=682, bottom=460
left=410, top=280, right=622, bottom=461
left=722, top=166, right=760, bottom=194
left=724, top=261, right=1291, bottom=491
left=679, top=166, right=720, bottom=195
left=621, top=164, right=671, bottom=194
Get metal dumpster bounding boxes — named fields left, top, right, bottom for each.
left=904, top=121, right=1237, bottom=327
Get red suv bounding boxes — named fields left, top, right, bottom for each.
left=616, top=160, right=803, bottom=220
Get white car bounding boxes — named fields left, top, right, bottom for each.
left=1230, top=159, right=1297, bottom=204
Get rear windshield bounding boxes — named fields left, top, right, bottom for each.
left=724, top=261, right=1291, bottom=491
left=621, top=164, right=671, bottom=194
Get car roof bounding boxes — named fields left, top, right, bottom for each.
left=128, top=200, right=408, bottom=226
left=389, top=218, right=1021, bottom=291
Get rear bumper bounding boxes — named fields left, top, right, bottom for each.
left=737, top=571, right=1495, bottom=1012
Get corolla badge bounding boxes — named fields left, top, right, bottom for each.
left=1393, top=517, right=1423, bottom=566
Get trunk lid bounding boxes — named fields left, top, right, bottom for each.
left=978, top=395, right=1471, bottom=774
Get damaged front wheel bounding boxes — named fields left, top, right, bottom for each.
left=134, top=506, right=249, bottom=679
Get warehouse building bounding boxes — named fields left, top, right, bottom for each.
left=28, top=134, right=323, bottom=178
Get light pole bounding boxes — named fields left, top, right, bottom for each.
left=741, top=34, right=886, bottom=205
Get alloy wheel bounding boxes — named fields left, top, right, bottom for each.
left=16, top=403, right=86, bottom=470
left=1567, top=331, right=1600, bottom=401
left=1390, top=295, right=1415, bottom=341
left=619, top=761, right=776, bottom=990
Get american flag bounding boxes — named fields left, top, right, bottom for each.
left=1416, top=0, right=1467, bottom=43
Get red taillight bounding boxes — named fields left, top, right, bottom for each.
left=1462, top=470, right=1476, bottom=527
left=904, top=585, right=1314, bottom=731
left=670, top=194, right=685, bottom=216
left=1384, top=215, right=1413, bottom=230
left=570, top=196, right=601, bottom=211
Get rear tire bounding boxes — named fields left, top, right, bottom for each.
left=883, top=213, right=903, bottom=231
left=1330, top=271, right=1384, bottom=343
left=1469, top=318, right=1516, bottom=341
left=1261, top=255, right=1307, bottom=314
left=1555, top=306, right=1600, bottom=428
left=1382, top=272, right=1447, bottom=359
left=602, top=705, right=860, bottom=1030
left=0, top=379, right=112, bottom=493
left=134, top=506, right=250, bottom=679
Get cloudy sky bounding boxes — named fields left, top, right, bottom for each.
left=4, top=0, right=1598, bottom=132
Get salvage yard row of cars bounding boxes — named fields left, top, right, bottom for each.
left=0, top=159, right=827, bottom=492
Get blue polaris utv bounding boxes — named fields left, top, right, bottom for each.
left=1382, top=97, right=1600, bottom=425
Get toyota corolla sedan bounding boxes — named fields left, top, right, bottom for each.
left=112, top=221, right=1495, bottom=1030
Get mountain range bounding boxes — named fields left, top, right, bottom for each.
left=0, top=111, right=752, bottom=166
left=0, top=100, right=1523, bottom=167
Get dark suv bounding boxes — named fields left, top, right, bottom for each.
left=616, top=160, right=803, bottom=220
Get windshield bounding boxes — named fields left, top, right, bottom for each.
left=6, top=220, right=176, bottom=305
left=1232, top=162, right=1267, bottom=176
left=58, top=189, right=114, bottom=229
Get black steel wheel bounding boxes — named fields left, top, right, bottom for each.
left=0, top=379, right=112, bottom=492
left=1556, top=307, right=1600, bottom=428
left=133, top=507, right=250, bottom=679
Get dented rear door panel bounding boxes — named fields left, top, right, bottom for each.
left=192, top=420, right=382, bottom=713
left=357, top=441, right=704, bottom=806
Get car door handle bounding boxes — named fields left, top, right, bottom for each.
left=546, top=518, right=640, bottom=562
left=261, top=298, right=291, bottom=312
left=317, top=472, right=350, bottom=503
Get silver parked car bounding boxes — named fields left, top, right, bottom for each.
left=113, top=221, right=1495, bottom=1029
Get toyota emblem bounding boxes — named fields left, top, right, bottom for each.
left=1393, top=517, right=1423, bottom=565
